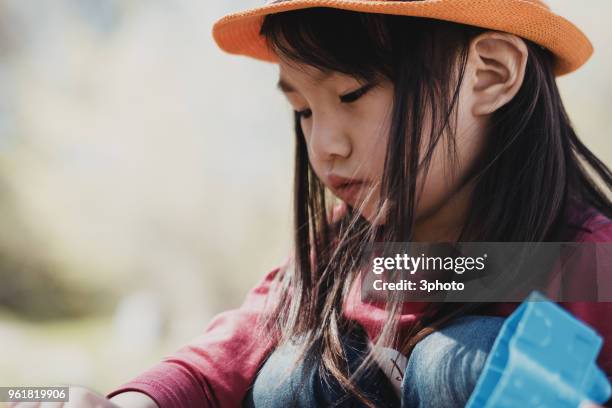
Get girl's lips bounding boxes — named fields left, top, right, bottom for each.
left=334, top=181, right=366, bottom=203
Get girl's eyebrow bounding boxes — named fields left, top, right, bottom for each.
left=276, top=78, right=296, bottom=94
left=276, top=71, right=335, bottom=94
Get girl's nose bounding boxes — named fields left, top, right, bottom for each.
left=308, top=115, right=352, bottom=162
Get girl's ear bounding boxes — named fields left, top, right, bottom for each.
left=467, top=31, right=529, bottom=116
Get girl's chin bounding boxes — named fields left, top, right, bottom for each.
left=354, top=202, right=387, bottom=226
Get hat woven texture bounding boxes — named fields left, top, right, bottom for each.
left=212, top=0, right=593, bottom=76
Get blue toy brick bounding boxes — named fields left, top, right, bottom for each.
left=465, top=291, right=611, bottom=408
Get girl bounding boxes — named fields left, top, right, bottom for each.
left=32, top=0, right=612, bottom=407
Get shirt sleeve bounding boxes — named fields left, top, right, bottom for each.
left=105, top=256, right=290, bottom=408
left=560, top=216, right=612, bottom=385
left=480, top=215, right=612, bottom=387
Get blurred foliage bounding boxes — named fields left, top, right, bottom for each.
left=0, top=179, right=114, bottom=321
left=0, top=256, right=114, bottom=321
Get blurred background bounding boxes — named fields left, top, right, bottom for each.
left=0, top=0, right=610, bottom=397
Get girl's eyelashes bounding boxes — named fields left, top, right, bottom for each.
left=294, top=81, right=377, bottom=120
left=296, top=108, right=312, bottom=120
left=339, top=81, right=377, bottom=103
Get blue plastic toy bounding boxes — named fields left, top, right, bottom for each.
left=466, top=291, right=611, bottom=408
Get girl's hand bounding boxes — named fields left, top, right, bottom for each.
left=9, top=386, right=121, bottom=408
left=329, top=201, right=348, bottom=224
left=8, top=386, right=119, bottom=408
left=7, top=386, right=158, bottom=408
left=579, top=402, right=605, bottom=408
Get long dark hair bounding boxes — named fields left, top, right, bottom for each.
left=258, top=6, right=612, bottom=407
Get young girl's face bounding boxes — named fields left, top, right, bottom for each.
left=278, top=57, right=487, bottom=238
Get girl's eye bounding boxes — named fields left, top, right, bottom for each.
left=296, top=108, right=312, bottom=120
left=293, top=81, right=376, bottom=120
left=340, top=82, right=376, bottom=103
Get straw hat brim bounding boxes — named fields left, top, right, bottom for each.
left=212, top=0, right=593, bottom=76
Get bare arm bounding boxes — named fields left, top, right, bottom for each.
left=109, top=391, right=159, bottom=408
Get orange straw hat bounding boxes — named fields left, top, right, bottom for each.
left=212, top=0, right=593, bottom=76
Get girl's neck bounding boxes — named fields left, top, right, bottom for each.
left=412, top=178, right=476, bottom=242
